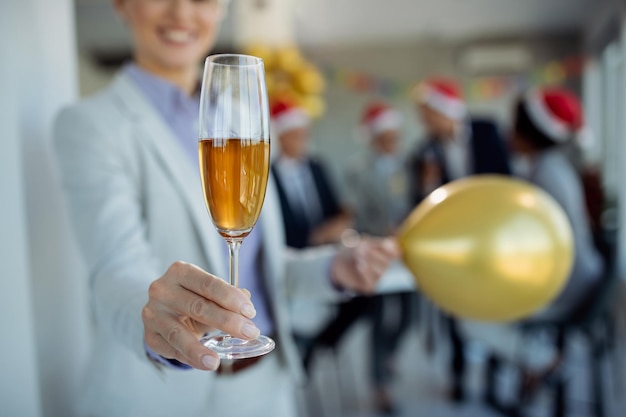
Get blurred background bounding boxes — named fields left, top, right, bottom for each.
left=2, top=0, right=626, bottom=416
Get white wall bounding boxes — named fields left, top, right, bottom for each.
left=4, top=1, right=92, bottom=416
left=585, top=0, right=626, bottom=277
left=619, top=13, right=626, bottom=286
left=583, top=59, right=604, bottom=166
left=0, top=4, right=42, bottom=416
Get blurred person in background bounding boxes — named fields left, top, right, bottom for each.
left=342, top=100, right=416, bottom=414
left=509, top=88, right=604, bottom=322
left=346, top=101, right=411, bottom=237
left=409, top=77, right=511, bottom=203
left=270, top=99, right=352, bottom=250
left=409, top=77, right=511, bottom=402
left=269, top=98, right=356, bottom=366
left=52, top=1, right=398, bottom=416
left=483, top=87, right=606, bottom=411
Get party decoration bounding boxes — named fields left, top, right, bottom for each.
left=275, top=46, right=304, bottom=74
left=294, top=65, right=326, bottom=95
left=300, top=94, right=326, bottom=119
left=244, top=44, right=276, bottom=70
left=244, top=44, right=327, bottom=119
left=321, top=55, right=586, bottom=101
left=398, top=175, right=573, bottom=322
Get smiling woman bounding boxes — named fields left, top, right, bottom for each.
left=52, top=0, right=400, bottom=415
left=114, top=0, right=225, bottom=94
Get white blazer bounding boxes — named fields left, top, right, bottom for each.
left=54, top=73, right=340, bottom=417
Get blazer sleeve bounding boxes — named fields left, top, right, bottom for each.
left=53, top=104, right=160, bottom=363
left=284, top=246, right=342, bottom=302
left=262, top=174, right=344, bottom=302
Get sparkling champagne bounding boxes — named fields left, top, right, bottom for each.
left=198, top=138, right=270, bottom=238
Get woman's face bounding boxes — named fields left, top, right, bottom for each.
left=115, top=0, right=222, bottom=73
left=510, top=129, right=534, bottom=155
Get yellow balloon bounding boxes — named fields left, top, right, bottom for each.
left=275, top=46, right=304, bottom=74
left=244, top=44, right=276, bottom=70
left=398, top=175, right=573, bottom=322
left=300, top=94, right=326, bottom=118
left=294, top=67, right=326, bottom=95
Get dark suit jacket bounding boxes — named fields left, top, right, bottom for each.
left=410, top=118, right=511, bottom=203
left=271, top=158, right=343, bottom=249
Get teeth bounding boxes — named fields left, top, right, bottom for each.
left=163, top=30, right=192, bottom=43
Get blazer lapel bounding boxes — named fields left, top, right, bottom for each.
left=109, top=74, right=226, bottom=277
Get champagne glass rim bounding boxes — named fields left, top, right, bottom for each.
left=205, top=53, right=264, bottom=67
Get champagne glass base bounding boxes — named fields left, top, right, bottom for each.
left=201, top=333, right=275, bottom=360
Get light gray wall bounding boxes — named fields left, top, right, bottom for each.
left=0, top=4, right=42, bottom=416
left=4, top=1, right=92, bottom=416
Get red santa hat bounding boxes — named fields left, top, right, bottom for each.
left=523, top=87, right=584, bottom=143
left=360, top=101, right=402, bottom=138
left=414, top=77, right=467, bottom=121
left=270, top=100, right=310, bottom=136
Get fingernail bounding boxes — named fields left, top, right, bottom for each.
left=202, top=355, right=219, bottom=370
left=241, top=303, right=256, bottom=318
left=241, top=323, right=260, bottom=339
left=383, top=238, right=399, bottom=253
left=356, top=259, right=368, bottom=274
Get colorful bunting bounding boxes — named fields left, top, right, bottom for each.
left=322, top=55, right=586, bottom=102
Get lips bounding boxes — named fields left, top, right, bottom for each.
left=160, top=28, right=196, bottom=45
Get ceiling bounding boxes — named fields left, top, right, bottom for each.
left=293, top=0, right=598, bottom=45
left=75, top=0, right=600, bottom=50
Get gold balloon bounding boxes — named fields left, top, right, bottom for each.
left=398, top=175, right=573, bottom=322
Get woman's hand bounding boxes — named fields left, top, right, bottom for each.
left=142, top=261, right=258, bottom=370
left=330, top=237, right=400, bottom=294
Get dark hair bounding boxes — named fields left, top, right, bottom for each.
left=513, top=98, right=559, bottom=150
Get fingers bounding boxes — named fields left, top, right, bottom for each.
left=166, top=285, right=260, bottom=340
left=331, top=238, right=400, bottom=294
left=144, top=323, right=220, bottom=371
left=380, top=237, right=401, bottom=258
left=171, top=261, right=256, bottom=319
left=331, top=248, right=378, bottom=294
left=361, top=238, right=399, bottom=275
left=143, top=261, right=262, bottom=371
left=240, top=288, right=252, bottom=299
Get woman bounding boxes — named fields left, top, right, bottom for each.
left=53, top=1, right=397, bottom=416
left=510, top=87, right=604, bottom=320
left=482, top=88, right=605, bottom=411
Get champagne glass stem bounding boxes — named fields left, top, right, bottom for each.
left=227, top=238, right=242, bottom=288
left=222, top=238, right=242, bottom=347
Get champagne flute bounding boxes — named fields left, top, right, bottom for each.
left=198, top=54, right=274, bottom=359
